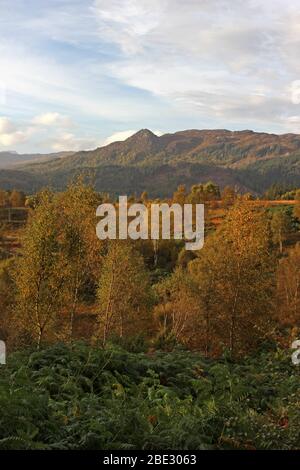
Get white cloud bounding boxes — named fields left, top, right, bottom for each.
left=49, top=132, right=97, bottom=152
left=0, top=42, right=160, bottom=123
left=0, top=117, right=15, bottom=135
left=0, top=116, right=32, bottom=146
left=104, top=128, right=163, bottom=145
left=0, top=113, right=97, bottom=152
left=1, top=0, right=300, bottom=153
left=32, top=112, right=73, bottom=127
left=93, top=0, right=300, bottom=128
left=285, top=116, right=300, bottom=133
left=92, top=0, right=165, bottom=54
left=104, top=129, right=137, bottom=144
left=0, top=131, right=27, bottom=146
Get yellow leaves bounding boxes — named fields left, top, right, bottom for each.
left=112, top=382, right=125, bottom=397
left=187, top=200, right=276, bottom=356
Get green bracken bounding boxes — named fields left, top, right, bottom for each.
left=0, top=342, right=299, bottom=450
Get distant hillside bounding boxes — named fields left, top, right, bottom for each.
left=0, top=129, right=299, bottom=196
left=0, top=150, right=74, bottom=169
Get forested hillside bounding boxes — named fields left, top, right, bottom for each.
left=0, top=129, right=299, bottom=196
left=0, top=151, right=73, bottom=169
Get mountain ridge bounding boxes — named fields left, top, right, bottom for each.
left=0, top=150, right=74, bottom=169
left=1, top=128, right=299, bottom=196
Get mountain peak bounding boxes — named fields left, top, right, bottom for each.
left=124, top=129, right=160, bottom=151
left=2, top=128, right=299, bottom=196
left=127, top=129, right=158, bottom=141
left=136, top=128, right=157, bottom=137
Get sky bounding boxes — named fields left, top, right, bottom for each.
left=0, top=0, right=300, bottom=153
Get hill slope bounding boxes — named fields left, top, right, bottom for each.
left=1, top=129, right=299, bottom=196
left=0, top=150, right=74, bottom=169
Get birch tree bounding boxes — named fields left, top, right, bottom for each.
left=14, top=191, right=66, bottom=348
left=95, top=241, right=153, bottom=347
left=190, top=201, right=276, bottom=357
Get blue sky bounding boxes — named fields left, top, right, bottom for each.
left=0, top=0, right=300, bottom=153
